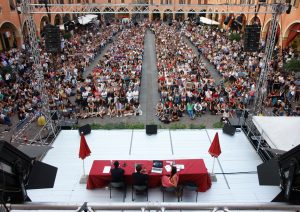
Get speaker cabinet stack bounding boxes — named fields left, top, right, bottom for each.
left=44, top=24, right=61, bottom=53
left=244, top=25, right=261, bottom=52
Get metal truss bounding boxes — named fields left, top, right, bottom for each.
left=15, top=0, right=57, bottom=144
left=253, top=4, right=287, bottom=115
left=29, top=3, right=276, bottom=14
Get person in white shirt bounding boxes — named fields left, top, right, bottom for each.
left=194, top=102, right=203, bottom=117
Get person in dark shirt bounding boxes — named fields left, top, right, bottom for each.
left=110, top=161, right=125, bottom=183
left=132, top=164, right=148, bottom=186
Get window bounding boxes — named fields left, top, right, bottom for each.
left=121, top=0, right=125, bottom=3
left=292, top=0, right=299, bottom=8
left=150, top=0, right=153, bottom=4
left=187, top=0, right=191, bottom=4
left=108, top=0, right=111, bottom=3
left=198, top=0, right=201, bottom=4
left=9, top=0, right=16, bottom=10
left=160, top=0, right=163, bottom=4
left=179, top=0, right=185, bottom=4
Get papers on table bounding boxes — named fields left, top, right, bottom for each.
left=175, top=164, right=185, bottom=170
left=165, top=164, right=172, bottom=172
left=102, top=166, right=111, bottom=174
left=165, top=164, right=185, bottom=172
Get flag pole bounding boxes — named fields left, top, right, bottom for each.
left=82, top=159, right=86, bottom=176
left=211, top=157, right=216, bottom=174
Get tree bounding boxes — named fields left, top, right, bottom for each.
left=228, top=33, right=241, bottom=42
left=283, top=58, right=300, bottom=73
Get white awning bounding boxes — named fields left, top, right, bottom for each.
left=77, top=14, right=98, bottom=25
left=59, top=24, right=65, bottom=30
left=199, top=17, right=220, bottom=25
left=252, top=116, right=300, bottom=152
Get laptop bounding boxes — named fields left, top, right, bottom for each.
left=151, top=160, right=163, bottom=173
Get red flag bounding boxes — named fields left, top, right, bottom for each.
left=79, top=133, right=91, bottom=160
left=208, top=132, right=221, bottom=158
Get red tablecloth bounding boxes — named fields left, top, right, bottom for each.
left=87, top=159, right=211, bottom=192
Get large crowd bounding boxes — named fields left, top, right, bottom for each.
left=185, top=24, right=300, bottom=117
left=1, top=20, right=300, bottom=128
left=0, top=22, right=120, bottom=127
left=154, top=23, right=216, bottom=123
left=75, top=24, right=145, bottom=118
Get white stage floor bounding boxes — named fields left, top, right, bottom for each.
left=27, top=129, right=280, bottom=205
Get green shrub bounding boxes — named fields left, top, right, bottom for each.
left=88, top=122, right=145, bottom=130
left=169, top=123, right=186, bottom=129
left=228, top=33, right=241, bottom=42
left=212, top=122, right=224, bottom=129
left=190, top=123, right=206, bottom=129
left=63, top=32, right=72, bottom=40
left=283, top=58, right=300, bottom=73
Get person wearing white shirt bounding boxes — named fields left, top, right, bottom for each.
left=126, top=89, right=133, bottom=103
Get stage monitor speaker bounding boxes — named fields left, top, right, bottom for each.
left=222, top=123, right=236, bottom=136
left=79, top=124, right=91, bottom=135
left=146, top=125, right=157, bottom=135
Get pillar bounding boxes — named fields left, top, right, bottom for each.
left=184, top=12, right=188, bottom=20
left=149, top=13, right=153, bottom=21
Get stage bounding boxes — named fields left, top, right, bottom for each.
left=27, top=129, right=280, bottom=203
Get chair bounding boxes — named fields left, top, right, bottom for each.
left=109, top=182, right=126, bottom=202
left=161, top=186, right=182, bottom=202
left=181, top=182, right=198, bottom=202
left=132, top=185, right=148, bottom=201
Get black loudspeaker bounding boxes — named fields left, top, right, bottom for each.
left=286, top=4, right=292, bottom=14
left=244, top=25, right=261, bottom=52
left=51, top=111, right=58, bottom=120
left=78, top=124, right=91, bottom=135
left=146, top=125, right=157, bottom=135
left=44, top=24, right=61, bottom=53
left=223, top=123, right=236, bottom=136
left=0, top=140, right=57, bottom=203
left=224, top=16, right=231, bottom=25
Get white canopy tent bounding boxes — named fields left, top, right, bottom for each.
left=252, top=116, right=300, bottom=152
left=77, top=14, right=98, bottom=25
left=199, top=17, right=220, bottom=25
